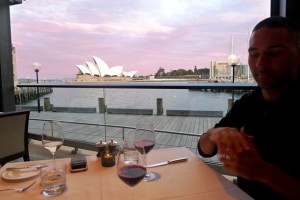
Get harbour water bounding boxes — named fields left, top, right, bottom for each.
left=24, top=86, right=248, bottom=114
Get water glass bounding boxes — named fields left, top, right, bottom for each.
left=40, top=161, right=67, bottom=197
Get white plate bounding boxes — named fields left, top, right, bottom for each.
left=1, top=163, right=41, bottom=182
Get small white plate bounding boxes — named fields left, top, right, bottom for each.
left=1, top=164, right=41, bottom=182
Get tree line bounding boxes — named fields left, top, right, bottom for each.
left=154, top=66, right=210, bottom=79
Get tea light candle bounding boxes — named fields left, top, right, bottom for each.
left=101, top=150, right=115, bottom=167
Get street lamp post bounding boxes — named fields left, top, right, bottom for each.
left=228, top=54, right=240, bottom=83
left=231, top=63, right=236, bottom=83
left=32, top=62, right=41, bottom=113
left=228, top=54, right=240, bottom=105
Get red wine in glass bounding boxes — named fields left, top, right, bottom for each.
left=118, top=165, right=147, bottom=187
left=134, top=121, right=158, bottom=182
left=135, top=140, right=155, bottom=154
left=116, top=138, right=147, bottom=196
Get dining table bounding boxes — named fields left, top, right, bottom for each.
left=0, top=147, right=253, bottom=200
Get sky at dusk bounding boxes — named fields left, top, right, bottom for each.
left=10, top=0, right=270, bottom=79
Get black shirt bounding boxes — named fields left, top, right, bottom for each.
left=199, top=78, right=300, bottom=199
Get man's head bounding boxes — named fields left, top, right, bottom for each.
left=252, top=16, right=300, bottom=48
left=248, top=16, right=300, bottom=95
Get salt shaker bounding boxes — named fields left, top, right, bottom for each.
left=96, top=140, right=106, bottom=157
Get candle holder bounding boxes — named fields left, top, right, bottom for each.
left=96, top=140, right=106, bottom=157
left=101, top=147, right=115, bottom=167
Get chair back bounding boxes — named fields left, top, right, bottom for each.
left=0, top=110, right=30, bottom=165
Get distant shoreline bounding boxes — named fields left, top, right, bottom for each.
left=67, top=78, right=255, bottom=83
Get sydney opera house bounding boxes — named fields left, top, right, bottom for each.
left=75, top=56, right=137, bottom=82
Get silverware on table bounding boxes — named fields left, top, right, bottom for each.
left=6, top=164, right=48, bottom=171
left=147, top=157, right=188, bottom=168
left=0, top=181, right=36, bottom=193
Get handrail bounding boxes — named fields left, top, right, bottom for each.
left=22, top=82, right=253, bottom=176
left=17, top=82, right=257, bottom=90
left=30, top=118, right=198, bottom=137
left=20, top=82, right=256, bottom=144
left=28, top=118, right=200, bottom=154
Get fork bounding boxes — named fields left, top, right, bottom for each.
left=0, top=181, right=36, bottom=192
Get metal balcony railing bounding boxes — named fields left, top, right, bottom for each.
left=17, top=81, right=256, bottom=174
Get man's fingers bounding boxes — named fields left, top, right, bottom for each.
left=212, top=127, right=254, bottom=153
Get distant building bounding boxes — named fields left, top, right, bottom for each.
left=12, top=46, right=19, bottom=91
left=75, top=56, right=137, bottom=81
left=209, top=61, right=253, bottom=82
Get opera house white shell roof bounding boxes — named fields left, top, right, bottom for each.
left=76, top=56, right=137, bottom=78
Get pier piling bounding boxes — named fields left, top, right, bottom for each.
left=98, top=98, right=106, bottom=113
left=44, top=97, right=51, bottom=111
left=157, top=98, right=163, bottom=115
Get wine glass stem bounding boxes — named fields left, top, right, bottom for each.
left=52, top=153, right=56, bottom=170
left=145, top=154, right=150, bottom=177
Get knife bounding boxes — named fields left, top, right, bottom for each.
left=6, top=165, right=48, bottom=171
left=147, top=157, right=188, bottom=168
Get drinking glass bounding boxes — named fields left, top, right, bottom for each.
left=42, top=121, right=64, bottom=170
left=134, top=121, right=157, bottom=182
left=40, top=160, right=67, bottom=197
left=116, top=138, right=147, bottom=198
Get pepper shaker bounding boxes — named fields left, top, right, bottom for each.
left=107, top=138, right=118, bottom=154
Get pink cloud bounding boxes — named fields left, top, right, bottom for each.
left=10, top=0, right=270, bottom=79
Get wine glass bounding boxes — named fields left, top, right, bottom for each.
left=116, top=138, right=147, bottom=197
left=134, top=121, right=157, bottom=182
left=42, top=121, right=64, bottom=170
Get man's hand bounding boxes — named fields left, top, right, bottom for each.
left=211, top=127, right=266, bottom=180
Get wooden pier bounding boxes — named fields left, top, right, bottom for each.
left=28, top=111, right=220, bottom=159
left=14, top=87, right=53, bottom=104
